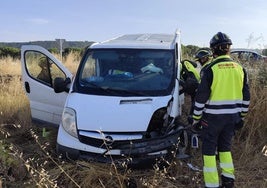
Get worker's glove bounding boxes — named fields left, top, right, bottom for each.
left=191, top=119, right=208, bottom=133
left=235, top=119, right=244, bottom=130
left=191, top=120, right=202, bottom=133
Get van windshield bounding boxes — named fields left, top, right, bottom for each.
left=75, top=49, right=176, bottom=96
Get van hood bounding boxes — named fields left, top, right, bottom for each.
left=66, top=93, right=171, bottom=132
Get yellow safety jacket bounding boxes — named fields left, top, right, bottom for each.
left=193, top=55, right=250, bottom=120
left=180, top=60, right=200, bottom=96
left=180, top=60, right=200, bottom=82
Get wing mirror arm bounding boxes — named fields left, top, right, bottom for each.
left=54, top=77, right=71, bottom=93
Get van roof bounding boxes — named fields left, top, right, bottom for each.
left=90, top=34, right=177, bottom=50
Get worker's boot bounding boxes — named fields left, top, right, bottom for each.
left=221, top=175, right=234, bottom=188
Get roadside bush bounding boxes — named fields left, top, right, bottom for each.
left=0, top=47, right=20, bottom=59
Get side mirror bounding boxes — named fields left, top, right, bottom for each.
left=54, top=77, right=71, bottom=93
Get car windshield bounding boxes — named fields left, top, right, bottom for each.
left=75, top=49, right=176, bottom=96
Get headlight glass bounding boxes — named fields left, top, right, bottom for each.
left=62, top=107, right=78, bottom=138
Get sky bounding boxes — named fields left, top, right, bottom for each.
left=1, top=0, right=267, bottom=49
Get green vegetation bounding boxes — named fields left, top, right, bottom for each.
left=0, top=47, right=20, bottom=59
left=182, top=44, right=200, bottom=59
left=0, top=41, right=94, bottom=59
left=262, top=48, right=267, bottom=56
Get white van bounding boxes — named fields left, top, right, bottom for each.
left=21, top=31, right=188, bottom=165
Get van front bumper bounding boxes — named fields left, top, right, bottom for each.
left=56, top=124, right=188, bottom=165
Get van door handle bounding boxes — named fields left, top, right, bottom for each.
left=25, top=82, right=30, bottom=93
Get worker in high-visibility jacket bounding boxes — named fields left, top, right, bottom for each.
left=180, top=59, right=200, bottom=116
left=194, top=48, right=213, bottom=77
left=180, top=59, right=200, bottom=92
left=181, top=49, right=212, bottom=123
left=192, top=32, right=250, bottom=188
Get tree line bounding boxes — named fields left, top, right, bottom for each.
left=0, top=40, right=94, bottom=59
left=0, top=44, right=201, bottom=59
left=0, top=46, right=89, bottom=59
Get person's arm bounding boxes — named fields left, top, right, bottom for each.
left=192, top=68, right=212, bottom=121
left=241, top=68, right=250, bottom=118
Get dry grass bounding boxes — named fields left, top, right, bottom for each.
left=0, top=57, right=31, bottom=127
left=0, top=54, right=266, bottom=187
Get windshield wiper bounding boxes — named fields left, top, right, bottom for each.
left=81, top=80, right=147, bottom=96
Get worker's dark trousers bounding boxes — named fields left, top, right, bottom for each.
left=200, top=113, right=238, bottom=188
left=201, top=113, right=238, bottom=155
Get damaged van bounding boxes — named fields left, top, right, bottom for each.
left=21, top=31, right=189, bottom=165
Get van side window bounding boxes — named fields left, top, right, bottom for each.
left=24, top=51, right=66, bottom=87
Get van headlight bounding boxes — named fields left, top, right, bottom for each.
left=62, top=107, right=78, bottom=138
